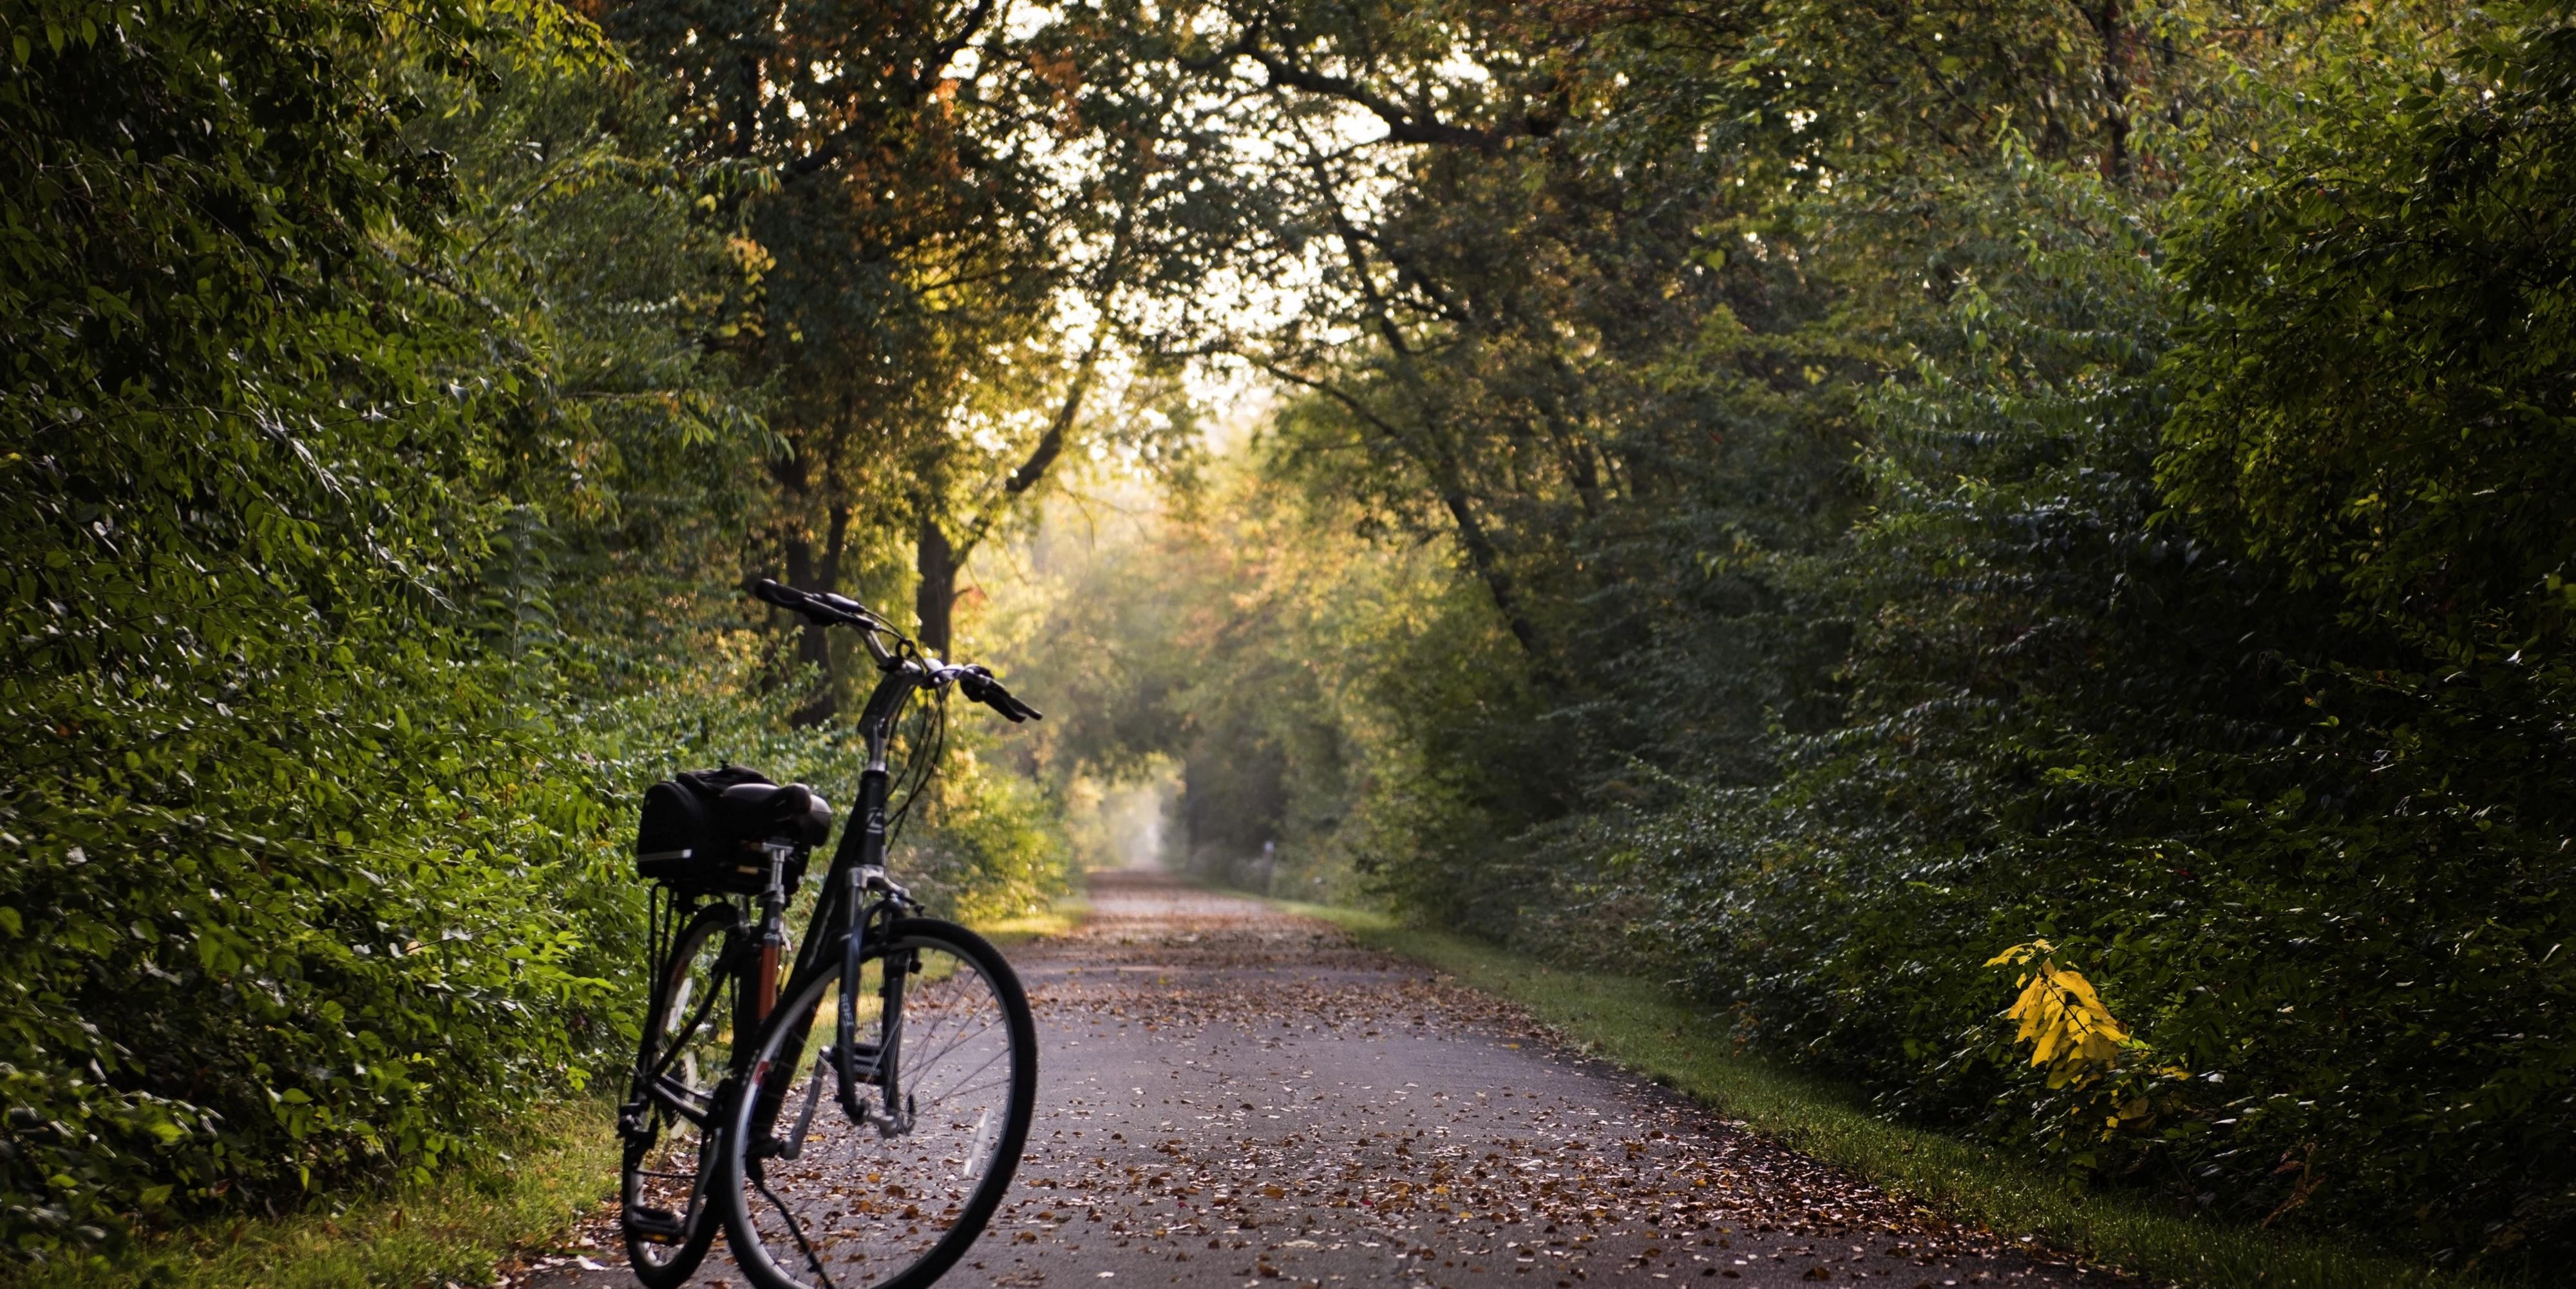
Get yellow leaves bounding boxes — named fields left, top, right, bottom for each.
left=724, top=234, right=774, bottom=279
left=2010, top=964, right=2129, bottom=1086
left=1987, top=942, right=2192, bottom=1133
left=1983, top=939, right=2047, bottom=968
left=1989, top=939, right=2133, bottom=1090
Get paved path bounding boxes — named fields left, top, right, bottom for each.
left=510, top=872, right=2090, bottom=1289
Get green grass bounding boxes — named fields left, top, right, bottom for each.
left=972, top=892, right=1090, bottom=946
left=1275, top=898, right=2469, bottom=1289
left=14, top=1099, right=620, bottom=1289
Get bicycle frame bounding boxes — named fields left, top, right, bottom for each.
left=625, top=577, right=1040, bottom=1283
left=793, top=628, right=923, bottom=982
left=743, top=627, right=938, bottom=1151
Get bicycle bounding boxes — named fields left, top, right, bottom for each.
left=616, top=578, right=1043, bottom=1289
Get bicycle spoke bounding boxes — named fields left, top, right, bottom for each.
left=915, top=1075, right=1010, bottom=1112
left=753, top=1167, right=841, bottom=1289
left=896, top=1001, right=996, bottom=1075
left=907, top=1049, right=1009, bottom=1111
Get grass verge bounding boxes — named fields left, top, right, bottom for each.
left=1275, top=898, right=2463, bottom=1289
left=17, top=1098, right=618, bottom=1289
left=974, top=893, right=1090, bottom=947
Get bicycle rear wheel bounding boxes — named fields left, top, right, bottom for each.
left=620, top=901, right=739, bottom=1288
left=720, top=917, right=1037, bottom=1289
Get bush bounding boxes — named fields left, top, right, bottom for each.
left=0, top=0, right=712, bottom=1257
left=1620, top=17, right=2576, bottom=1265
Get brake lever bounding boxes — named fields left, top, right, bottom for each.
left=817, top=591, right=876, bottom=622
left=752, top=578, right=852, bottom=627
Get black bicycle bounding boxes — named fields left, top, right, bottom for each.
left=617, top=578, right=1042, bottom=1289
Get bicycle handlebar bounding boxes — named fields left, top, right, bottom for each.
left=749, top=578, right=1043, bottom=723
left=753, top=577, right=900, bottom=666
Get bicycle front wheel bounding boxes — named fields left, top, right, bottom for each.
left=721, top=917, right=1037, bottom=1289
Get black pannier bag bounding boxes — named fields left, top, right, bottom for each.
left=634, top=765, right=834, bottom=895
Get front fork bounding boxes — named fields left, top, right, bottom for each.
left=836, top=865, right=917, bottom=1136
left=766, top=866, right=918, bottom=1163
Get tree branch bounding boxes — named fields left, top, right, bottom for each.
left=1194, top=24, right=1549, bottom=152
left=777, top=0, right=997, bottom=181
left=914, top=0, right=996, bottom=97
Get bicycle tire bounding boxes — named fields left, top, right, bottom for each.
left=719, top=917, right=1037, bottom=1289
left=620, top=902, right=740, bottom=1288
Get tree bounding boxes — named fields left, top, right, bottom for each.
left=600, top=0, right=1241, bottom=722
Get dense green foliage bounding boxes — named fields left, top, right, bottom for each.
left=1632, top=17, right=2576, bottom=1263
left=0, top=0, right=1062, bottom=1261
left=2, top=0, right=634, bottom=1252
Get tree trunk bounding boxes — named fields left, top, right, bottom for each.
left=784, top=531, right=835, bottom=727
left=916, top=506, right=957, bottom=659
left=1437, top=484, right=1551, bottom=674
left=779, top=503, right=851, bottom=726
left=2093, top=0, right=2134, bottom=183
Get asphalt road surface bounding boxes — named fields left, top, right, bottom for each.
left=510, top=872, right=2090, bottom=1289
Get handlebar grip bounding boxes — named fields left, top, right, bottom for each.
left=982, top=681, right=1042, bottom=723
left=955, top=669, right=1039, bottom=723
left=752, top=577, right=869, bottom=629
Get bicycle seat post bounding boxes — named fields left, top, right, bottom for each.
left=753, top=841, right=795, bottom=1023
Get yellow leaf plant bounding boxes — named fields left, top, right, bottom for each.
left=1987, top=940, right=2132, bottom=1087
left=1985, top=940, right=2188, bottom=1135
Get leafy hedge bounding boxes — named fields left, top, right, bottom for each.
left=0, top=1, right=1074, bottom=1259
left=1613, top=15, right=2576, bottom=1272
left=0, top=0, right=672, bottom=1257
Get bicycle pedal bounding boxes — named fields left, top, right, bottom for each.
left=623, top=1205, right=687, bottom=1241
left=820, top=1040, right=883, bottom=1074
